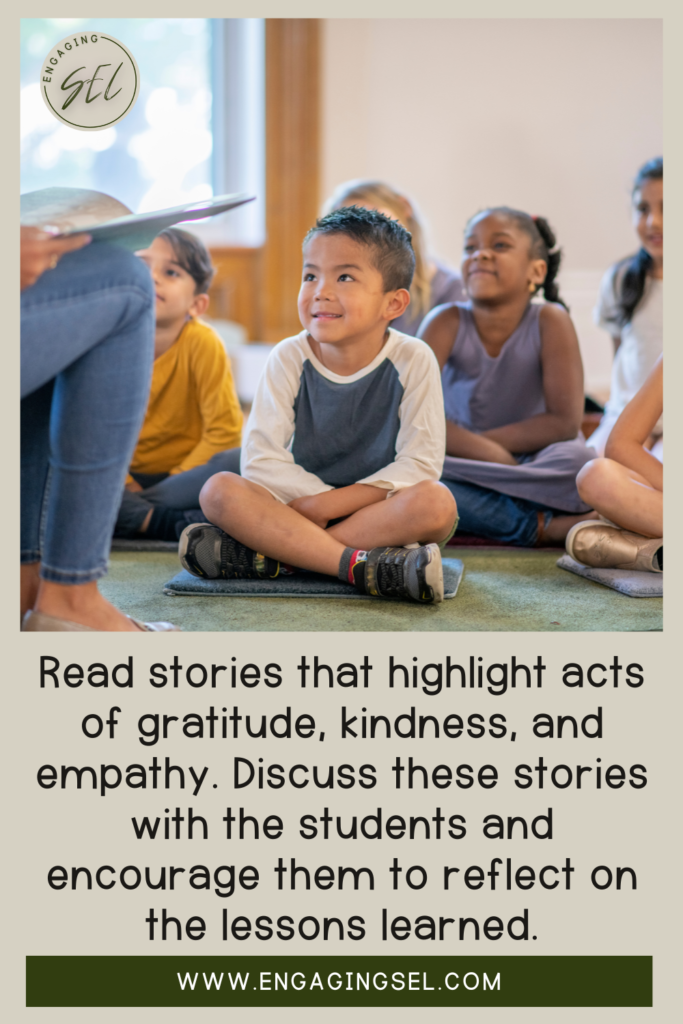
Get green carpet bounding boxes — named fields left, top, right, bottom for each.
left=99, top=549, right=663, bottom=632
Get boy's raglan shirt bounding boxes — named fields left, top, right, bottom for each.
left=241, top=329, right=446, bottom=503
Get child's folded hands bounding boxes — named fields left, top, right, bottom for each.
left=288, top=484, right=388, bottom=530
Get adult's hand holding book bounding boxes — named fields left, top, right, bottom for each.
left=20, top=226, right=92, bottom=291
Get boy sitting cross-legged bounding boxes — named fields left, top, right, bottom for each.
left=115, top=228, right=242, bottom=542
left=179, top=207, right=457, bottom=603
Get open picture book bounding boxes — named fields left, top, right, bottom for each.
left=20, top=188, right=255, bottom=251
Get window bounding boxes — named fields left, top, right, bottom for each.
left=20, top=17, right=264, bottom=244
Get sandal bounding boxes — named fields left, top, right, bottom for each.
left=21, top=611, right=180, bottom=632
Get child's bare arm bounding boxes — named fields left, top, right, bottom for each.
left=445, top=421, right=518, bottom=465
left=289, top=484, right=387, bottom=529
left=483, top=304, right=584, bottom=453
left=605, top=357, right=663, bottom=491
left=420, top=307, right=516, bottom=464
left=418, top=303, right=461, bottom=369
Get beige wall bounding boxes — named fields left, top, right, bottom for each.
left=321, top=18, right=662, bottom=395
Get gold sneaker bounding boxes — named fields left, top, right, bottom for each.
left=566, top=521, right=663, bottom=573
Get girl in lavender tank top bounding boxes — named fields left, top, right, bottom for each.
left=420, top=207, right=597, bottom=547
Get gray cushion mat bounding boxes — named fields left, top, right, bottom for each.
left=557, top=554, right=663, bottom=597
left=112, top=539, right=179, bottom=552
left=164, top=557, right=464, bottom=599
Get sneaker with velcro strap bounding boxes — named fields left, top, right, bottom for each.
left=352, top=543, right=444, bottom=603
left=178, top=523, right=280, bottom=580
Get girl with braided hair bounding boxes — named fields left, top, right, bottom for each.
left=420, top=207, right=597, bottom=546
left=589, top=158, right=663, bottom=457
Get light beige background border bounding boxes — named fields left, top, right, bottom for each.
left=7, top=2, right=680, bottom=1023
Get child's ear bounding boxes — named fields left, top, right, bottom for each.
left=383, top=288, right=411, bottom=321
left=529, top=259, right=547, bottom=288
left=188, top=292, right=210, bottom=318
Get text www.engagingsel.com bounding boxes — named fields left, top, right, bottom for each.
left=176, top=968, right=500, bottom=993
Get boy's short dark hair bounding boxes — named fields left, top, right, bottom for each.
left=304, top=206, right=415, bottom=293
left=158, top=227, right=215, bottom=294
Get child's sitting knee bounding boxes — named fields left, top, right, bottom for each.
left=577, top=458, right=617, bottom=506
left=415, top=480, right=457, bottom=528
left=199, top=471, right=241, bottom=518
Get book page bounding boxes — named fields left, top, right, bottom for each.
left=20, top=187, right=132, bottom=232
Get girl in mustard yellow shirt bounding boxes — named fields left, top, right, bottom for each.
left=115, top=229, right=242, bottom=541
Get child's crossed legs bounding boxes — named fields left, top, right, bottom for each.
left=199, top=473, right=457, bottom=577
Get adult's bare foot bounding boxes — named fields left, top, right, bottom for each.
left=31, top=580, right=145, bottom=631
left=21, top=561, right=41, bottom=622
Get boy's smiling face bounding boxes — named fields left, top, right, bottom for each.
left=298, top=232, right=409, bottom=352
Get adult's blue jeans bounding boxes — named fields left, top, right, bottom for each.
left=21, top=242, right=155, bottom=583
left=441, top=478, right=558, bottom=547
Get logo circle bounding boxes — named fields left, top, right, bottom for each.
left=40, top=31, right=140, bottom=131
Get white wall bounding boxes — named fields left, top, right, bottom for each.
left=321, top=18, right=662, bottom=397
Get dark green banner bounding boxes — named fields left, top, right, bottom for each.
left=26, top=955, right=651, bottom=1006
